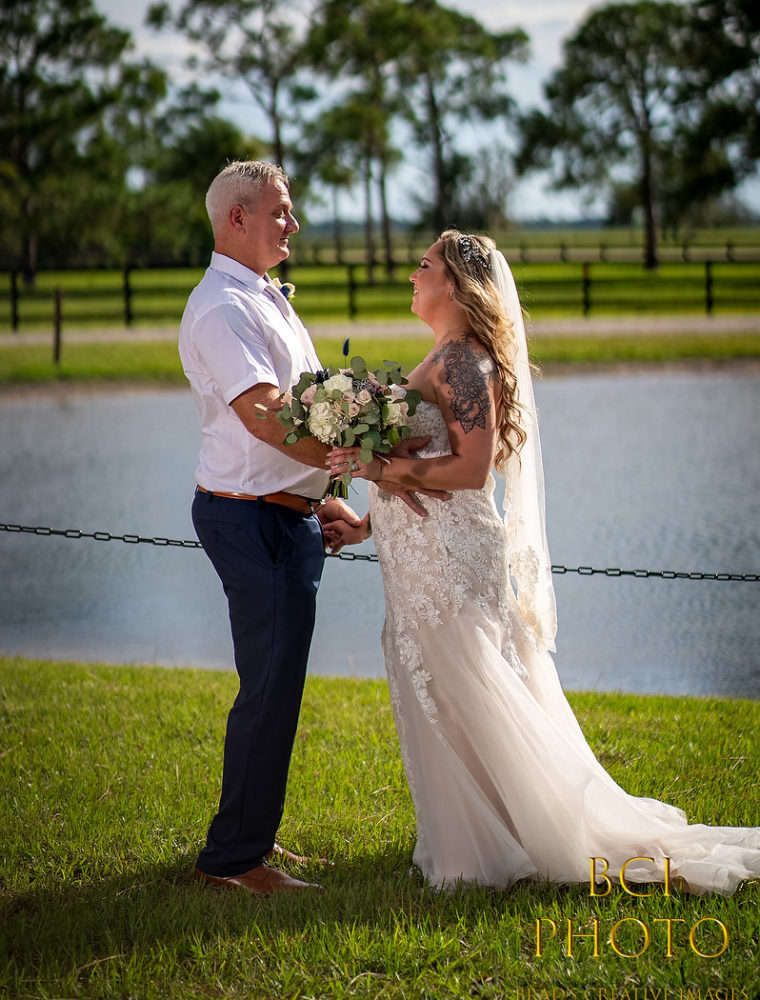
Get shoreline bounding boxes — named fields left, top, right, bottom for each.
left=1, top=355, right=759, bottom=400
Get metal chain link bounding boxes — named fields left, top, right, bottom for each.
left=1, top=521, right=758, bottom=581
left=0, top=521, right=203, bottom=548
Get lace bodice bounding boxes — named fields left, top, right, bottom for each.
left=369, top=402, right=530, bottom=726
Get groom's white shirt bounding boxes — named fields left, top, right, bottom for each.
left=179, top=251, right=330, bottom=498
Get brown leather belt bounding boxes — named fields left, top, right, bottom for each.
left=196, top=486, right=320, bottom=515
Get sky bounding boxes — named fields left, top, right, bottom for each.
left=93, top=0, right=758, bottom=224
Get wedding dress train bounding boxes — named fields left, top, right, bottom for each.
left=368, top=401, right=760, bottom=895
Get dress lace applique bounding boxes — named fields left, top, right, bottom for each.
left=369, top=402, right=527, bottom=732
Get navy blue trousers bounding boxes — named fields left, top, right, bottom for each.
left=192, top=489, right=325, bottom=877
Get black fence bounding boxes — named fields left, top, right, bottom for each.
left=1, top=255, right=759, bottom=333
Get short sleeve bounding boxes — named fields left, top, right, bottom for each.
left=189, top=299, right=279, bottom=404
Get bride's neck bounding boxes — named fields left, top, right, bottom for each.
left=429, top=301, right=470, bottom=345
left=432, top=325, right=471, bottom=345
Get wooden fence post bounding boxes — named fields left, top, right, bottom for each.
left=582, top=262, right=592, bottom=316
left=10, top=270, right=19, bottom=332
left=53, top=287, right=63, bottom=364
left=123, top=266, right=133, bottom=326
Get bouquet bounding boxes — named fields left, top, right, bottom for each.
left=275, top=355, right=422, bottom=498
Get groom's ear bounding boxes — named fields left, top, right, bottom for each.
left=229, top=204, right=247, bottom=231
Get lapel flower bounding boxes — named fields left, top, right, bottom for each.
left=271, top=277, right=296, bottom=301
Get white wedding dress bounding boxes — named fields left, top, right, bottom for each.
left=368, top=400, right=760, bottom=895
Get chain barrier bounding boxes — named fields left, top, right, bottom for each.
left=1, top=521, right=758, bottom=582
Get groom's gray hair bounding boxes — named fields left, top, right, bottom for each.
left=205, top=160, right=289, bottom=235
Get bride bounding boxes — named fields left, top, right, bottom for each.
left=328, top=229, right=760, bottom=896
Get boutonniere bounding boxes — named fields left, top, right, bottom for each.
left=271, top=277, right=296, bottom=301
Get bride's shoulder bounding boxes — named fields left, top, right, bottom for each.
left=427, top=333, right=496, bottom=384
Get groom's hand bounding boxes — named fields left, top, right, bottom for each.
left=318, top=496, right=362, bottom=528
left=321, top=513, right=371, bottom=553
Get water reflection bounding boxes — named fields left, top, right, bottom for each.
left=1, top=370, right=758, bottom=697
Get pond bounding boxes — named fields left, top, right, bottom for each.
left=1, top=368, right=758, bottom=698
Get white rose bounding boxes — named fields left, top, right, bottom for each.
left=308, top=400, right=348, bottom=443
left=385, top=400, right=404, bottom=426
left=323, top=374, right=352, bottom=394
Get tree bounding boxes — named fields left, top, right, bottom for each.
left=125, top=86, right=267, bottom=264
left=295, top=112, right=358, bottom=265
left=662, top=0, right=760, bottom=226
left=690, top=0, right=759, bottom=161
left=146, top=0, right=315, bottom=171
left=516, top=1, right=694, bottom=268
left=297, top=97, right=396, bottom=281
left=0, top=0, right=146, bottom=279
left=308, top=0, right=408, bottom=276
left=396, top=0, right=528, bottom=233
left=450, top=144, right=515, bottom=232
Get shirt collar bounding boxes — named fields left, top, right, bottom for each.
left=209, top=251, right=268, bottom=293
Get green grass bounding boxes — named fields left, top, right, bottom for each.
left=1, top=256, right=758, bottom=330
left=0, top=332, right=759, bottom=387
left=1, top=656, right=759, bottom=998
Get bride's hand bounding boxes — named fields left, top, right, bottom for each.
left=327, top=447, right=382, bottom=482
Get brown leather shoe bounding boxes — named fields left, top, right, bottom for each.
left=193, top=863, right=322, bottom=896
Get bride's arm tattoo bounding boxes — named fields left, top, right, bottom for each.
left=431, top=335, right=496, bottom=433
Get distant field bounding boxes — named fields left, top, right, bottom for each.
left=294, top=224, right=760, bottom=262
left=1, top=256, right=758, bottom=331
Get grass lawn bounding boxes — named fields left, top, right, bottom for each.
left=1, top=333, right=760, bottom=387
left=1, top=656, right=759, bottom=998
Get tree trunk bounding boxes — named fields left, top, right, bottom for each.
left=363, top=157, right=376, bottom=285
left=269, top=80, right=290, bottom=279
left=378, top=163, right=395, bottom=279
left=639, top=127, right=659, bottom=270
left=331, top=187, right=344, bottom=265
left=23, top=230, right=37, bottom=287
left=425, top=75, right=447, bottom=233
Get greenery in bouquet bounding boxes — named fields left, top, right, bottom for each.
left=277, top=356, right=422, bottom=498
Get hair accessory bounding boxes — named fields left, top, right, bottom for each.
left=458, top=235, right=489, bottom=271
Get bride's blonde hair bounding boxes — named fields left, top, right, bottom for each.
left=437, top=229, right=526, bottom=468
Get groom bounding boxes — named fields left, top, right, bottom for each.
left=180, top=161, right=370, bottom=895
left=180, top=160, right=442, bottom=895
